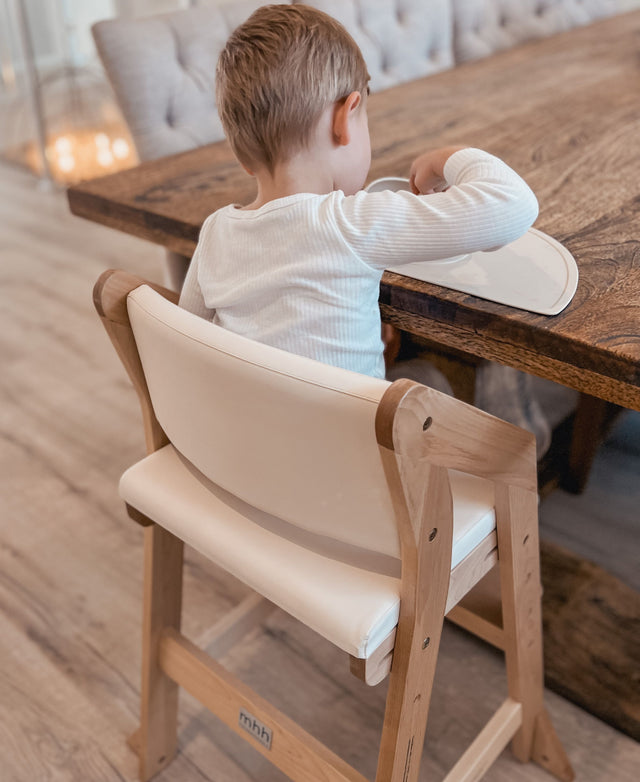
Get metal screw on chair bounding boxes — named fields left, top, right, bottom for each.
left=429, top=528, right=437, bottom=541
left=422, top=637, right=431, bottom=649
left=423, top=416, right=433, bottom=431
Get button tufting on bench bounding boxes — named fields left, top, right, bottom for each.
left=301, top=0, right=454, bottom=91
left=452, top=0, right=629, bottom=64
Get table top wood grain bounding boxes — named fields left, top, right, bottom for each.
left=68, top=11, right=640, bottom=410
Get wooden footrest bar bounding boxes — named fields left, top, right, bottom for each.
left=442, top=699, right=522, bottom=782
left=158, top=628, right=368, bottom=782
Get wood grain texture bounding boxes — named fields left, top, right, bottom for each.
left=539, top=540, right=640, bottom=742
left=68, top=12, right=640, bottom=409
left=372, top=380, right=567, bottom=781
left=442, top=699, right=522, bottom=782
left=374, top=450, right=453, bottom=781
left=494, top=484, right=545, bottom=762
left=159, top=629, right=369, bottom=782
left=139, top=525, right=184, bottom=780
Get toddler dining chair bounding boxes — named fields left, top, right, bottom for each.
left=94, top=268, right=574, bottom=782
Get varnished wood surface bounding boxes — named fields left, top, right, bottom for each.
left=68, top=12, right=640, bottom=409
left=540, top=539, right=640, bottom=742
left=3, top=161, right=640, bottom=779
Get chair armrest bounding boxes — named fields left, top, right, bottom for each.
left=377, top=379, right=537, bottom=494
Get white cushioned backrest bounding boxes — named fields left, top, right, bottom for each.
left=92, top=0, right=289, bottom=161
left=299, top=0, right=454, bottom=91
left=127, top=286, right=400, bottom=558
left=452, top=0, right=630, bottom=63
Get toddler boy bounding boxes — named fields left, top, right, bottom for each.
left=179, top=4, right=549, bottom=450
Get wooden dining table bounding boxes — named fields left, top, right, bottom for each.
left=68, top=11, right=640, bottom=740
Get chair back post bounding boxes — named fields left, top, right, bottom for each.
left=375, top=380, right=455, bottom=781
left=93, top=269, right=178, bottom=454
left=94, top=270, right=186, bottom=776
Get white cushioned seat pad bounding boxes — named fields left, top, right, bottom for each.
left=120, top=445, right=495, bottom=659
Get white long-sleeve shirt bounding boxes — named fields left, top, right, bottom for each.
left=179, top=148, right=538, bottom=378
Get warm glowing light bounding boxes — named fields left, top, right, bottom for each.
left=112, top=137, right=130, bottom=159
left=58, top=154, right=75, bottom=172
left=97, top=148, right=114, bottom=167
left=34, top=126, right=137, bottom=183
left=94, top=132, right=110, bottom=148
left=55, top=136, right=72, bottom=154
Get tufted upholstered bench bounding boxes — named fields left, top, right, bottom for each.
left=452, top=0, right=639, bottom=61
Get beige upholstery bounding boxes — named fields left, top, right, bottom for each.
left=120, top=445, right=495, bottom=657
left=126, top=286, right=496, bottom=559
left=121, top=285, right=496, bottom=657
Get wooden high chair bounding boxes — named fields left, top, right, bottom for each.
left=94, top=269, right=574, bottom=782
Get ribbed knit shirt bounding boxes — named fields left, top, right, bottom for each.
left=179, top=148, right=538, bottom=378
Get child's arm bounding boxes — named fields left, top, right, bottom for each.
left=338, top=147, right=539, bottom=268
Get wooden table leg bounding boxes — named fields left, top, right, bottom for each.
left=563, top=394, right=621, bottom=494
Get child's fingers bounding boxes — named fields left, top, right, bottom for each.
left=411, top=172, right=438, bottom=195
left=410, top=146, right=465, bottom=194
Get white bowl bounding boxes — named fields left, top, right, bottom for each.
left=365, top=176, right=412, bottom=193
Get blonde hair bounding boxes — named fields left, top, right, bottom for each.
left=216, top=4, right=369, bottom=172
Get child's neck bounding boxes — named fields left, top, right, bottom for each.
left=242, top=150, right=337, bottom=210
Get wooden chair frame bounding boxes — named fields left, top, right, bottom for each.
left=393, top=330, right=617, bottom=496
left=94, top=269, right=574, bottom=782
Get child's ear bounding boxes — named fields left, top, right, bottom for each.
left=332, top=91, right=362, bottom=147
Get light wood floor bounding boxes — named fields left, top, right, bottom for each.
left=1, top=161, right=638, bottom=781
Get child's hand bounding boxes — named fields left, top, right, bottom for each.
left=409, top=146, right=466, bottom=195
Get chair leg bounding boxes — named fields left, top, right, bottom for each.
left=495, top=485, right=574, bottom=781
left=374, top=465, right=453, bottom=782
left=138, top=524, right=184, bottom=781
left=375, top=619, right=446, bottom=782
